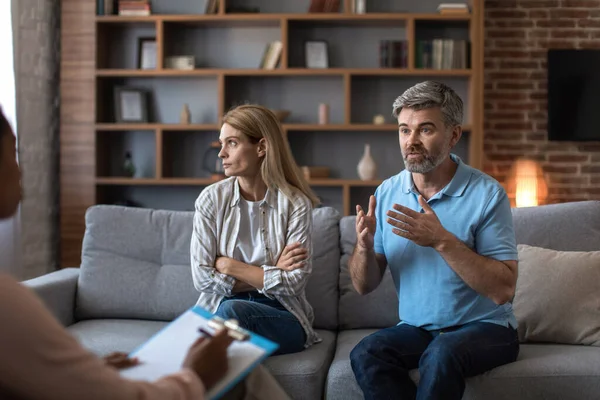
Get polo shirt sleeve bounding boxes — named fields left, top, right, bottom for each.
left=373, top=185, right=385, bottom=255
left=475, top=187, right=518, bottom=261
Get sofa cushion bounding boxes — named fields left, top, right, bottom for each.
left=305, top=207, right=341, bottom=330
left=327, top=330, right=600, bottom=400
left=513, top=244, right=600, bottom=346
left=77, top=206, right=200, bottom=321
left=512, top=200, right=600, bottom=251
left=338, top=216, right=399, bottom=330
left=264, top=329, right=336, bottom=400
left=68, top=319, right=168, bottom=356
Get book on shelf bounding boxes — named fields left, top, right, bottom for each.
left=416, top=39, right=470, bottom=70
left=97, top=0, right=116, bottom=15
left=259, top=41, right=283, bottom=70
left=205, top=0, right=220, bottom=15
left=118, top=0, right=151, bottom=16
left=379, top=40, right=408, bottom=68
left=308, top=0, right=341, bottom=13
left=437, top=2, right=470, bottom=14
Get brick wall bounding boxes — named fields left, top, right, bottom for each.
left=15, top=0, right=60, bottom=279
left=484, top=0, right=600, bottom=203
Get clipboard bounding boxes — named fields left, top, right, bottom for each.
left=119, top=305, right=279, bottom=399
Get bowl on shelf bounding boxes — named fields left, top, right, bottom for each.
left=270, top=109, right=291, bottom=122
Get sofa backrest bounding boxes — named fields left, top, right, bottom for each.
left=337, top=200, right=600, bottom=330
left=76, top=205, right=341, bottom=330
left=512, top=200, right=600, bottom=251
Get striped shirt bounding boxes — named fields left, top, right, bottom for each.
left=190, top=177, right=320, bottom=348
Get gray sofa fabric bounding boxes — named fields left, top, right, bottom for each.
left=24, top=201, right=600, bottom=399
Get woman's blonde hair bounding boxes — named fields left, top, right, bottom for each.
left=222, top=104, right=320, bottom=207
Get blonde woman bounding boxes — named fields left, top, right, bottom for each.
left=191, top=104, right=321, bottom=356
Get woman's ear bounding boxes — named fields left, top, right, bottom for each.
left=257, top=138, right=267, bottom=157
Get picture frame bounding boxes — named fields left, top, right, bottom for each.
left=114, top=87, right=149, bottom=123
left=137, top=37, right=157, bottom=70
left=305, top=40, right=329, bottom=69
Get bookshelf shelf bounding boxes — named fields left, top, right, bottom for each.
left=96, top=13, right=472, bottom=24
left=96, top=68, right=473, bottom=77
left=59, top=0, right=484, bottom=267
left=96, top=177, right=383, bottom=187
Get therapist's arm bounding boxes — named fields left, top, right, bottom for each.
left=0, top=275, right=206, bottom=400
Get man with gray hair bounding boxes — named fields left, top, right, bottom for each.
left=348, top=81, right=519, bottom=399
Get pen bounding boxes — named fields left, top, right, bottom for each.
left=198, top=327, right=213, bottom=338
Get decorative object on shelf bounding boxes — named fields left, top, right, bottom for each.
left=301, top=166, right=330, bottom=181
left=308, top=0, right=341, bottom=12
left=203, top=141, right=226, bottom=181
left=270, top=109, right=291, bottom=122
left=437, top=3, right=470, bottom=14
left=118, top=0, right=151, bottom=16
left=180, top=104, right=191, bottom=124
left=123, top=151, right=136, bottom=178
left=305, top=41, right=329, bottom=69
left=114, top=87, right=149, bottom=123
left=137, top=37, right=157, bottom=70
left=97, top=0, right=115, bottom=15
left=165, top=56, right=195, bottom=70
left=373, top=114, right=386, bottom=125
left=319, top=103, right=329, bottom=125
left=357, top=143, right=377, bottom=181
left=506, top=158, right=548, bottom=208
left=259, top=41, right=283, bottom=70
left=351, top=0, right=366, bottom=14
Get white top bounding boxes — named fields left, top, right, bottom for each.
left=234, top=197, right=268, bottom=268
left=190, top=177, right=319, bottom=348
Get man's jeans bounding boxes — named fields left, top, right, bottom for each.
left=215, top=291, right=306, bottom=356
left=350, top=321, right=520, bottom=400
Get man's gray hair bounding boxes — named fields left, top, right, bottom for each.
left=392, top=81, right=463, bottom=127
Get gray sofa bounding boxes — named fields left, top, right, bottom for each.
left=25, top=201, right=600, bottom=399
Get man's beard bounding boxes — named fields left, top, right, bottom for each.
left=402, top=146, right=448, bottom=174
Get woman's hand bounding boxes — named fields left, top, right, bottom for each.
left=103, top=352, right=139, bottom=370
left=183, top=329, right=234, bottom=390
left=276, top=242, right=308, bottom=271
left=215, top=257, right=231, bottom=274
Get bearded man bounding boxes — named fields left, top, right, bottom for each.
left=348, top=81, right=520, bottom=400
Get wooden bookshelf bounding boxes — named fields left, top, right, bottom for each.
left=59, top=0, right=484, bottom=268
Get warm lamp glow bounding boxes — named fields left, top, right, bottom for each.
left=506, top=159, right=548, bottom=208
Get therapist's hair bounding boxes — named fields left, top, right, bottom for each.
left=392, top=80, right=463, bottom=128
left=222, top=104, right=320, bottom=207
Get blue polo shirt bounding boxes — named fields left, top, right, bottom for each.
left=373, top=154, right=518, bottom=330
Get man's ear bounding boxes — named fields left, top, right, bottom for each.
left=449, top=125, right=462, bottom=149
left=257, top=138, right=267, bottom=157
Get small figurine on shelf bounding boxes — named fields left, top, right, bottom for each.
left=180, top=104, right=191, bottom=124
left=318, top=103, right=329, bottom=125
left=123, top=151, right=136, bottom=178
left=373, top=114, right=386, bottom=125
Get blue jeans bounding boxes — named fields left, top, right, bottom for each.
left=214, top=291, right=306, bottom=356
left=350, top=321, right=520, bottom=400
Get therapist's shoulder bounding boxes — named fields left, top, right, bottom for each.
left=468, top=166, right=508, bottom=201
left=374, top=170, right=408, bottom=202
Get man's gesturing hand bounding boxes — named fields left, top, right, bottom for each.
left=386, top=195, right=449, bottom=248
left=356, top=195, right=377, bottom=250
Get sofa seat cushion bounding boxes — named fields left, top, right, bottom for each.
left=68, top=319, right=167, bottom=356
left=264, top=330, right=336, bottom=400
left=326, top=330, right=600, bottom=400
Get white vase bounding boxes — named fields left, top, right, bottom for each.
left=357, top=143, right=377, bottom=180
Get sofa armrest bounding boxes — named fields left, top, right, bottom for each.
left=23, top=268, right=80, bottom=327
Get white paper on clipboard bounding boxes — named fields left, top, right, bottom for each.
left=119, top=306, right=279, bottom=399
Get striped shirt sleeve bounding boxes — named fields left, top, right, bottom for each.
left=190, top=191, right=235, bottom=296
left=260, top=195, right=313, bottom=297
